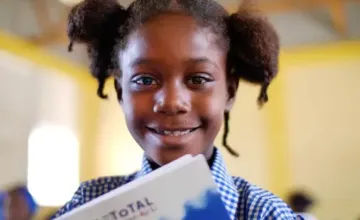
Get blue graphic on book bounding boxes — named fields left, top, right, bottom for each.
left=160, top=188, right=230, bottom=220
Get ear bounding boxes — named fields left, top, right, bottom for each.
left=225, top=75, right=239, bottom=112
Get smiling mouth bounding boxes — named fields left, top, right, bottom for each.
left=147, top=127, right=199, bottom=136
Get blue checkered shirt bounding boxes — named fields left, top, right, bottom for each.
left=53, top=148, right=301, bottom=220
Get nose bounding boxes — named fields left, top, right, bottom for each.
left=153, top=83, right=190, bottom=116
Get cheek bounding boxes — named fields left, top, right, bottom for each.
left=121, top=90, right=151, bottom=127
left=195, top=85, right=228, bottom=127
left=121, top=93, right=138, bottom=121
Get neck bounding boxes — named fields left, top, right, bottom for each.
left=147, top=148, right=216, bottom=171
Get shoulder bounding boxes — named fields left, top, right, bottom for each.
left=80, top=174, right=136, bottom=202
left=232, top=176, right=300, bottom=220
left=51, top=173, right=137, bottom=219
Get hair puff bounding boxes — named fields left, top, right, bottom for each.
left=228, top=7, right=280, bottom=106
left=67, top=0, right=128, bottom=98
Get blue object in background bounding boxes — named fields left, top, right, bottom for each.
left=0, top=186, right=38, bottom=220
left=17, top=186, right=38, bottom=216
left=0, top=191, right=6, bottom=220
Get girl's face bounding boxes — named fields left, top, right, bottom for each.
left=118, top=13, right=236, bottom=165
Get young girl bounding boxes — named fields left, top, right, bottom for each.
left=54, top=0, right=300, bottom=219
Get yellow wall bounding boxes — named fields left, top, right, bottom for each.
left=283, top=42, right=360, bottom=220
left=95, top=90, right=143, bottom=177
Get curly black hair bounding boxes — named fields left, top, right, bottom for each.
left=67, top=0, right=280, bottom=157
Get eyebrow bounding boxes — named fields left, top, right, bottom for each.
left=185, top=57, right=221, bottom=72
left=131, top=57, right=221, bottom=70
left=130, top=58, right=156, bottom=67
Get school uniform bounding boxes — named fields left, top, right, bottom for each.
left=53, top=148, right=300, bottom=220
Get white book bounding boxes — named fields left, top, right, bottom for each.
left=55, top=154, right=231, bottom=220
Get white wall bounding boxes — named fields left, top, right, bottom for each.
left=0, top=50, right=80, bottom=193
left=0, top=51, right=39, bottom=189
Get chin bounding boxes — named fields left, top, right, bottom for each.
left=155, top=147, right=188, bottom=165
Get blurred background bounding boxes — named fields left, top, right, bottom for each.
left=0, top=0, right=359, bottom=219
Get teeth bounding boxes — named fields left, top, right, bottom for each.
left=160, top=130, right=191, bottom=136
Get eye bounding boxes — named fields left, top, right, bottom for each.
left=132, top=76, right=157, bottom=85
left=188, top=75, right=212, bottom=85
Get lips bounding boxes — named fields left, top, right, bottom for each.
left=147, top=127, right=199, bottom=136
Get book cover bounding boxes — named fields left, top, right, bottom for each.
left=56, top=155, right=231, bottom=220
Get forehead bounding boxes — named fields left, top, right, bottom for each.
left=120, top=14, right=226, bottom=66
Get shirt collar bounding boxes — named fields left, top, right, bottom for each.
left=135, top=148, right=239, bottom=220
